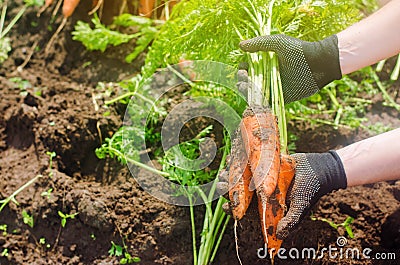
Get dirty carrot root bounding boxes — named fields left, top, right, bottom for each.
left=37, top=0, right=55, bottom=16
left=226, top=105, right=295, bottom=263
left=258, top=154, right=296, bottom=260
left=228, top=135, right=254, bottom=221
left=88, top=0, right=103, bottom=16
left=45, top=0, right=80, bottom=54
left=240, top=105, right=280, bottom=196
left=44, top=17, right=67, bottom=54
left=225, top=132, right=255, bottom=265
left=276, top=155, right=296, bottom=209
left=240, top=105, right=281, bottom=260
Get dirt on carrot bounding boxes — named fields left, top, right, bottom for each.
left=240, top=106, right=280, bottom=196
left=258, top=155, right=296, bottom=260
left=226, top=105, right=296, bottom=263
left=228, top=135, right=254, bottom=220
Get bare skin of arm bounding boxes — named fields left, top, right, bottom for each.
left=337, top=0, right=400, bottom=185
left=338, top=0, right=400, bottom=74
left=337, top=128, right=400, bottom=186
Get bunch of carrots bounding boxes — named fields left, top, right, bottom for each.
left=221, top=105, right=296, bottom=262
left=39, top=0, right=179, bottom=53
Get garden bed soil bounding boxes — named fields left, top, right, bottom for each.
left=1, top=2, right=400, bottom=265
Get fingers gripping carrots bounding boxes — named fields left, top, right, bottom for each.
left=226, top=105, right=296, bottom=261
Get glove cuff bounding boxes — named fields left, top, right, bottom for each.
left=302, top=34, right=342, bottom=89
left=307, top=150, right=347, bottom=195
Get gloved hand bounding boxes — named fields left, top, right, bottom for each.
left=239, top=34, right=342, bottom=103
left=217, top=150, right=347, bottom=239
left=276, top=150, right=347, bottom=239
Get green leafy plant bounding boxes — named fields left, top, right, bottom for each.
left=109, top=241, right=123, bottom=257
left=58, top=211, right=78, bottom=228
left=72, top=13, right=162, bottom=63
left=0, top=224, right=7, bottom=236
left=39, top=237, right=51, bottom=248
left=109, top=241, right=141, bottom=264
left=139, top=0, right=393, bottom=131
left=311, top=215, right=355, bottom=239
left=9, top=77, right=32, bottom=96
left=1, top=248, right=8, bottom=257
left=22, top=210, right=34, bottom=228
left=46, top=151, right=56, bottom=177
left=41, top=188, right=53, bottom=199
left=159, top=127, right=231, bottom=265
left=97, top=122, right=231, bottom=265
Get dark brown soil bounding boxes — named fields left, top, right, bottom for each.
left=1, top=2, right=400, bottom=265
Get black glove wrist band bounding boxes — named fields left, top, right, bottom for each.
left=302, top=34, right=342, bottom=88
left=306, top=150, right=347, bottom=195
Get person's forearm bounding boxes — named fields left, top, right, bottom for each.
left=336, top=128, right=400, bottom=187
left=337, top=0, right=400, bottom=75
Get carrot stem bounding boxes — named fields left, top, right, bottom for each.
left=188, top=196, right=198, bottom=265
left=209, top=210, right=230, bottom=262
left=391, top=54, right=400, bottom=81
left=0, top=5, right=26, bottom=39
left=106, top=146, right=169, bottom=177
left=0, top=5, right=7, bottom=36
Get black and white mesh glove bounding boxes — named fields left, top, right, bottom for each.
left=239, top=34, right=342, bottom=103
left=277, top=150, right=347, bottom=239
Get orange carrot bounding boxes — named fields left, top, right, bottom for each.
left=240, top=106, right=280, bottom=196
left=226, top=133, right=255, bottom=265
left=225, top=105, right=296, bottom=264
left=62, top=0, right=80, bottom=18
left=231, top=105, right=295, bottom=262
left=258, top=154, right=296, bottom=260
left=240, top=105, right=281, bottom=261
left=228, top=135, right=254, bottom=220
left=139, top=0, right=155, bottom=18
